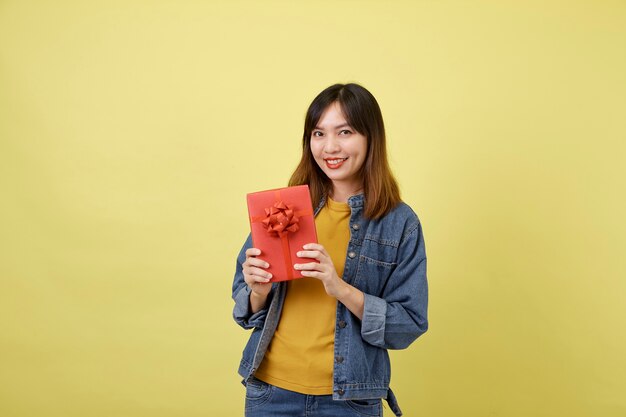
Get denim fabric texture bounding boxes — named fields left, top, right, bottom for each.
left=244, top=376, right=383, bottom=417
left=232, top=193, right=428, bottom=417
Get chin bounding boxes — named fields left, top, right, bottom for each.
left=326, top=174, right=350, bottom=182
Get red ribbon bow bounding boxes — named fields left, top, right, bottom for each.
left=262, top=201, right=300, bottom=237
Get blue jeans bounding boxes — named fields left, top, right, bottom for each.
left=244, top=377, right=383, bottom=417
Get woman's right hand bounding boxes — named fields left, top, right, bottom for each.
left=242, top=248, right=272, bottom=298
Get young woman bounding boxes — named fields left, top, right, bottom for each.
left=232, top=83, right=428, bottom=417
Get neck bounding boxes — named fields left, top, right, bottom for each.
left=330, top=182, right=363, bottom=203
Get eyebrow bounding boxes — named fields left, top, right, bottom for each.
left=313, top=123, right=352, bottom=130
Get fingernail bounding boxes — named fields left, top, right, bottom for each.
left=268, top=274, right=272, bottom=278
left=293, top=264, right=299, bottom=269
left=265, top=263, right=269, bottom=268
left=297, top=251, right=302, bottom=256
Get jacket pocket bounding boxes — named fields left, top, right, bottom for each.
left=354, top=255, right=396, bottom=294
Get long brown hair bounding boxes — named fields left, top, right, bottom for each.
left=288, top=83, right=401, bottom=220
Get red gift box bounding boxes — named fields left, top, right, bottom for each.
left=246, top=185, right=318, bottom=282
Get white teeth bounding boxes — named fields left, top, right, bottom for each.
left=327, top=158, right=347, bottom=164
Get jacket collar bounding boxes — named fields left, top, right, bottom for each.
left=347, top=193, right=364, bottom=208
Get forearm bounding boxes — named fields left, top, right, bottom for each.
left=250, top=290, right=269, bottom=314
left=336, top=281, right=365, bottom=320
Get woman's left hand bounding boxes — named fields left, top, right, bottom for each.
left=295, top=243, right=365, bottom=319
left=294, top=243, right=348, bottom=299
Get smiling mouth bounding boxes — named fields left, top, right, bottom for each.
left=324, top=157, right=348, bottom=169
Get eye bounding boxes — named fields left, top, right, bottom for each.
left=312, top=131, right=324, bottom=137
left=339, top=129, right=353, bottom=136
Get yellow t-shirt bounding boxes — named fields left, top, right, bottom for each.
left=254, top=197, right=351, bottom=394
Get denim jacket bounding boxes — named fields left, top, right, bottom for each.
left=232, top=193, right=428, bottom=416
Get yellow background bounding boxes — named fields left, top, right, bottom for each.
left=1, top=1, right=625, bottom=416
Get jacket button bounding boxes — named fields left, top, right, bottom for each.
left=338, top=320, right=347, bottom=328
left=348, top=251, right=356, bottom=259
left=351, top=223, right=360, bottom=230
left=336, top=356, right=344, bottom=363
left=337, top=388, right=345, bottom=395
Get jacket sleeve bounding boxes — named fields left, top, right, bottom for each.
left=360, top=221, right=428, bottom=349
left=232, top=233, right=272, bottom=330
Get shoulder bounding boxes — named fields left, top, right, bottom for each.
left=390, top=202, right=422, bottom=242
left=389, top=201, right=420, bottom=221
left=368, top=201, right=422, bottom=245
left=384, top=201, right=420, bottom=226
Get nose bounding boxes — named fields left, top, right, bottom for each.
left=323, top=134, right=341, bottom=154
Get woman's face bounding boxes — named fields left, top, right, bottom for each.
left=310, top=101, right=368, bottom=192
